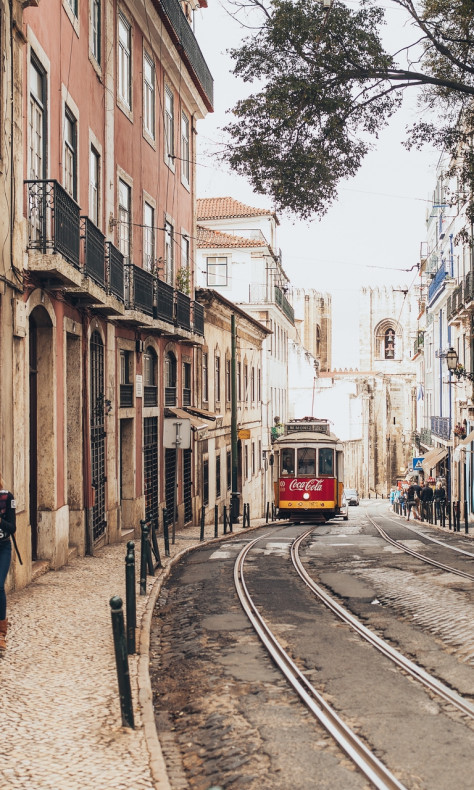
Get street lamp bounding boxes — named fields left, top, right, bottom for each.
left=446, top=347, right=474, bottom=382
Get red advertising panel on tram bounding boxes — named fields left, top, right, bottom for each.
left=279, top=477, right=336, bottom=504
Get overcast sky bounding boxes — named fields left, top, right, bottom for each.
left=194, top=1, right=440, bottom=365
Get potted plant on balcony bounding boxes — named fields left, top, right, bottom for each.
left=176, top=266, right=190, bottom=294
left=454, top=422, right=467, bottom=439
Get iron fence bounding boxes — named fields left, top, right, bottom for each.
left=26, top=179, right=80, bottom=268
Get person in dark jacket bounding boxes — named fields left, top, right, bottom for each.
left=420, top=482, right=434, bottom=520
left=434, top=482, right=446, bottom=519
left=406, top=484, right=417, bottom=521
left=0, top=474, right=16, bottom=653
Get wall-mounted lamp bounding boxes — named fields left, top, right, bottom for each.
left=446, top=347, right=474, bottom=382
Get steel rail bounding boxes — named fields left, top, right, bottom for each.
left=234, top=534, right=408, bottom=790
left=366, top=514, right=474, bottom=581
left=381, top=510, right=474, bottom=558
left=292, top=530, right=474, bottom=720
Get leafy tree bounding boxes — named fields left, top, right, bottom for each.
left=223, top=0, right=474, bottom=219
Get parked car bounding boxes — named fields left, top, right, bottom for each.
left=344, top=488, right=360, bottom=506
left=340, top=493, right=349, bottom=520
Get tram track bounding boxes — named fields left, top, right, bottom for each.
left=378, top=508, right=474, bottom=558
left=365, top=511, right=474, bottom=581
left=291, top=529, right=474, bottom=720
left=234, top=532, right=407, bottom=790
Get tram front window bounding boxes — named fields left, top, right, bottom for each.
left=318, top=448, right=334, bottom=476
left=281, top=448, right=295, bottom=475
left=297, top=448, right=316, bottom=475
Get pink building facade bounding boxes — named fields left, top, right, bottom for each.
left=4, top=0, right=213, bottom=590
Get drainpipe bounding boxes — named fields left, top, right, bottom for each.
left=231, top=313, right=239, bottom=521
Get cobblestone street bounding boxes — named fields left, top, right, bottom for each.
left=2, top=521, right=263, bottom=790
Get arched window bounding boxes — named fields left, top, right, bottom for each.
left=384, top=328, right=396, bottom=359
left=375, top=321, right=399, bottom=360
left=164, top=351, right=177, bottom=405
left=315, top=325, right=321, bottom=357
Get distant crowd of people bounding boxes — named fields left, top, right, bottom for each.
left=390, top=480, right=446, bottom=522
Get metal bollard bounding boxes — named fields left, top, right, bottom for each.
left=223, top=505, right=227, bottom=535
left=266, top=501, right=270, bottom=523
left=464, top=501, right=469, bottom=534
left=457, top=501, right=461, bottom=532
left=229, top=504, right=234, bottom=533
left=448, top=500, right=452, bottom=530
left=109, top=596, right=135, bottom=729
left=244, top=503, right=250, bottom=527
left=140, top=519, right=149, bottom=596
left=200, top=506, right=205, bottom=541
left=125, top=541, right=136, bottom=654
left=441, top=500, right=446, bottom=528
left=214, top=504, right=218, bottom=538
left=162, top=508, right=170, bottom=557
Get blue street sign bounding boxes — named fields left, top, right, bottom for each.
left=412, top=456, right=424, bottom=470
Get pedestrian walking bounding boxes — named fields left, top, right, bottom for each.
left=406, top=484, right=417, bottom=521
left=0, top=474, right=16, bottom=653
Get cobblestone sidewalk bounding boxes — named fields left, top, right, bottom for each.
left=2, top=519, right=266, bottom=790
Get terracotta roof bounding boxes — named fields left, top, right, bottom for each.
left=197, top=225, right=267, bottom=249
left=197, top=197, right=274, bottom=221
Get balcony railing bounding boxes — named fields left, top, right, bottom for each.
left=81, top=217, right=106, bottom=287
left=465, top=270, right=474, bottom=303
left=131, top=264, right=154, bottom=316
left=420, top=427, right=432, bottom=446
left=193, top=301, right=204, bottom=336
left=431, top=415, right=451, bottom=441
left=182, top=387, right=191, bottom=406
left=26, top=179, right=80, bottom=268
left=176, top=291, right=191, bottom=330
left=413, top=330, right=424, bottom=356
left=428, top=263, right=448, bottom=303
left=156, top=279, right=175, bottom=323
left=106, top=242, right=125, bottom=302
left=451, top=282, right=463, bottom=316
left=144, top=385, right=158, bottom=407
left=120, top=383, right=134, bottom=408
left=159, top=0, right=213, bottom=108
left=274, top=286, right=295, bottom=324
left=165, top=386, right=176, bottom=406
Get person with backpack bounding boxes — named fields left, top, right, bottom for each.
left=0, top=474, right=16, bottom=653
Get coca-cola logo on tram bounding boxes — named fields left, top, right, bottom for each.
left=279, top=477, right=334, bottom=499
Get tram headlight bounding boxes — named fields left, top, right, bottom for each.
left=303, top=492, right=310, bottom=500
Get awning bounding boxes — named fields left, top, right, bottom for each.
left=422, top=447, right=448, bottom=474
left=181, top=406, right=217, bottom=422
left=458, top=429, right=474, bottom=447
left=165, top=408, right=209, bottom=432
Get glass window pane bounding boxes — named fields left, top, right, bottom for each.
left=318, top=448, right=334, bottom=476
left=281, top=449, right=294, bottom=475
left=297, top=448, right=316, bottom=476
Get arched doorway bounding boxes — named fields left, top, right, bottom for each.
left=29, top=305, right=54, bottom=561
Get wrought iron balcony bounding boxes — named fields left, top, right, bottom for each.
left=413, top=330, right=424, bottom=356
left=144, top=385, right=158, bottom=407
left=274, top=285, right=295, bottom=324
left=431, top=415, right=451, bottom=441
left=26, top=179, right=80, bottom=268
left=120, top=383, right=134, bottom=408
left=159, top=0, right=213, bottom=109
left=428, top=263, right=448, bottom=303
left=193, top=301, right=204, bottom=336
left=81, top=217, right=106, bottom=287
left=130, top=264, right=154, bottom=315
left=465, top=270, right=474, bottom=303
left=165, top=386, right=177, bottom=406
left=106, top=242, right=125, bottom=302
left=155, top=279, right=175, bottom=323
left=182, top=387, right=191, bottom=406
left=420, top=427, right=432, bottom=446
left=176, top=291, right=191, bottom=330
